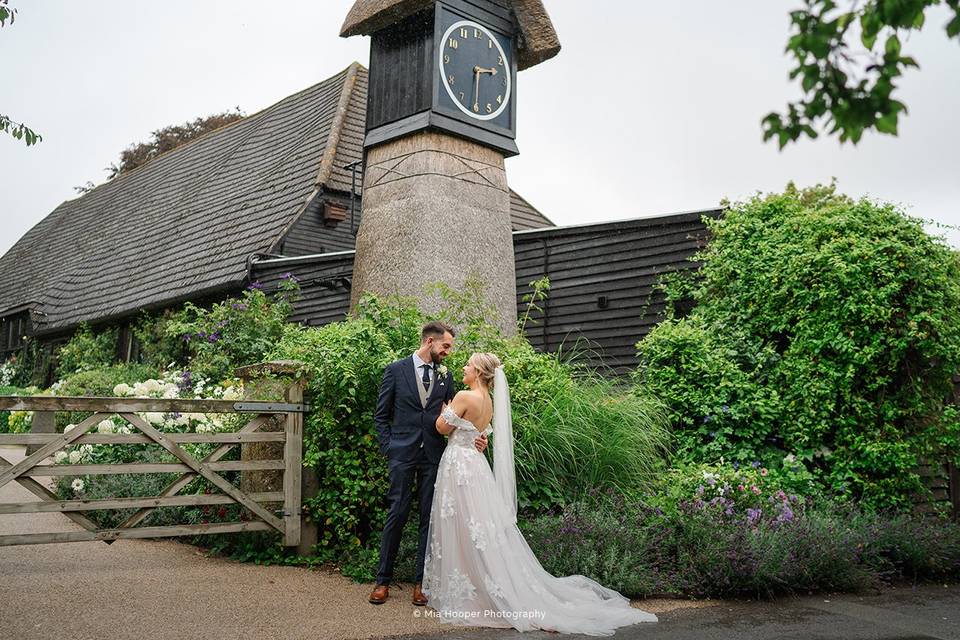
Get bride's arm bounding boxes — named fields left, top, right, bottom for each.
left=436, top=392, right=469, bottom=435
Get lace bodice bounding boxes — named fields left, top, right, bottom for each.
left=442, top=407, right=491, bottom=449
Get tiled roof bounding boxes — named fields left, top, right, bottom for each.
left=0, top=63, right=552, bottom=333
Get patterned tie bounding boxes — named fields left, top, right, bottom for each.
left=421, top=364, right=431, bottom=392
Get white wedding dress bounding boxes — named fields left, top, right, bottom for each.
left=422, top=369, right=657, bottom=636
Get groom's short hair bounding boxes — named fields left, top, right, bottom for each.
left=422, top=321, right=455, bottom=342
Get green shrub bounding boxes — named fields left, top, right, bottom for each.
left=53, top=363, right=160, bottom=432
left=55, top=322, right=118, bottom=379
left=264, top=286, right=672, bottom=578
left=165, top=276, right=300, bottom=381
left=519, top=487, right=960, bottom=599
left=635, top=182, right=960, bottom=510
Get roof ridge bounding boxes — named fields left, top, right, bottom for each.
left=315, top=61, right=363, bottom=187
left=264, top=62, right=364, bottom=256
left=60, top=65, right=361, bottom=203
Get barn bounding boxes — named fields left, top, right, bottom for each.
left=0, top=63, right=720, bottom=382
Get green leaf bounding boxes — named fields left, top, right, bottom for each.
left=885, top=34, right=901, bottom=57
left=876, top=112, right=898, bottom=135
left=947, top=15, right=960, bottom=38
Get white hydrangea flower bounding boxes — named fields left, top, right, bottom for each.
left=222, top=385, right=243, bottom=400
left=68, top=450, right=82, bottom=464
left=113, top=383, right=133, bottom=396
left=115, top=424, right=132, bottom=435
left=143, top=379, right=162, bottom=394
left=97, top=419, right=115, bottom=434
left=162, top=387, right=179, bottom=399
left=132, top=382, right=149, bottom=397
left=80, top=444, right=93, bottom=456
left=144, top=412, right=166, bottom=426
left=63, top=423, right=76, bottom=433
left=54, top=451, right=68, bottom=464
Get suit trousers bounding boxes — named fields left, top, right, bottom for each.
left=376, top=446, right=439, bottom=585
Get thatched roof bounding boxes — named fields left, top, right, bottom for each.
left=340, top=0, right=560, bottom=70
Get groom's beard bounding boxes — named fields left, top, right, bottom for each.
left=429, top=349, right=446, bottom=364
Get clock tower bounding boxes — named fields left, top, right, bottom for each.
left=341, top=0, right=560, bottom=333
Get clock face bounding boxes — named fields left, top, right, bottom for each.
left=439, top=19, right=512, bottom=121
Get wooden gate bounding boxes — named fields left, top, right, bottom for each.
left=0, top=362, right=308, bottom=547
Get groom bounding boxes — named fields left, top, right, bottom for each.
left=369, top=321, right=488, bottom=606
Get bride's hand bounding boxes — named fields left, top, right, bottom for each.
left=474, top=433, right=488, bottom=454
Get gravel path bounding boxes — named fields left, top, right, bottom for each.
left=0, top=446, right=711, bottom=640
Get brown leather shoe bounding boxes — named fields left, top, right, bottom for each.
left=412, top=583, right=428, bottom=606
left=369, top=584, right=389, bottom=604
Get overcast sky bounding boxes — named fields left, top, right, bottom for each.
left=2, top=1, right=958, bottom=258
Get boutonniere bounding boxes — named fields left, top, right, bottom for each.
left=437, top=365, right=448, bottom=377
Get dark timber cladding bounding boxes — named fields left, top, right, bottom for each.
left=366, top=9, right=435, bottom=131
left=514, top=209, right=721, bottom=374
left=250, top=210, right=721, bottom=376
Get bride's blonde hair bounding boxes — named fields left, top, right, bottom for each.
left=469, top=352, right=501, bottom=389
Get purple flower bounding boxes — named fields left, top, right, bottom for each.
left=721, top=404, right=730, bottom=412
left=247, top=281, right=264, bottom=291
left=746, top=507, right=762, bottom=526
left=751, top=460, right=761, bottom=468
left=280, top=272, right=299, bottom=282
left=778, top=506, right=794, bottom=523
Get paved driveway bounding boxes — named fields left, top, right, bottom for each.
left=3, top=445, right=957, bottom=640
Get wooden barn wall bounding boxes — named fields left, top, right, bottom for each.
left=253, top=253, right=355, bottom=327
left=280, top=192, right=361, bottom=257
left=254, top=211, right=720, bottom=377
left=513, top=211, right=719, bottom=375
left=0, top=311, right=32, bottom=359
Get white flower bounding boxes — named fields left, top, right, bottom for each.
left=162, top=387, right=179, bottom=399
left=222, top=385, right=243, bottom=400
left=113, top=383, right=132, bottom=396
left=144, top=412, right=165, bottom=425
left=68, top=450, right=82, bottom=464
left=784, top=453, right=797, bottom=464
left=54, top=451, right=68, bottom=464
left=97, top=419, right=115, bottom=434
left=143, top=379, right=162, bottom=394
left=71, top=479, right=84, bottom=493
left=64, top=423, right=76, bottom=433
left=115, top=424, right=132, bottom=435
left=80, top=444, right=93, bottom=456
left=438, top=365, right=448, bottom=377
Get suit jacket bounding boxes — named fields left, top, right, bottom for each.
left=374, top=356, right=455, bottom=464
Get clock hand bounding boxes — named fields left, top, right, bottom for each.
left=473, top=67, right=481, bottom=110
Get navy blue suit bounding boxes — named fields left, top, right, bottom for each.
left=374, top=356, right=454, bottom=585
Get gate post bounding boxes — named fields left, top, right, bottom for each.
left=234, top=360, right=316, bottom=553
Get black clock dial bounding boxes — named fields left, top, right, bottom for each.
left=439, top=20, right=511, bottom=121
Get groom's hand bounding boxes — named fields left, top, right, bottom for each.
left=474, top=433, right=488, bottom=454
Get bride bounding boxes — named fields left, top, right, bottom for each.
left=421, top=352, right=658, bottom=635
